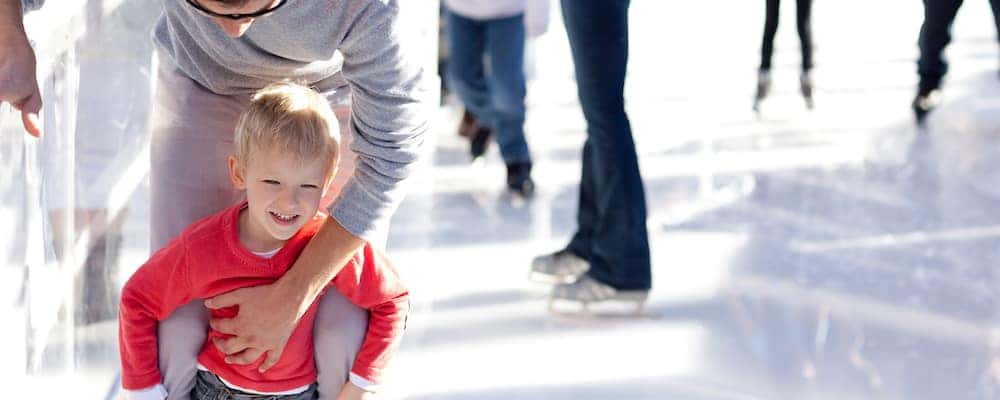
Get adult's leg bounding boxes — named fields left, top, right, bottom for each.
left=484, top=14, right=530, bottom=164
left=760, top=0, right=781, bottom=71
left=315, top=105, right=371, bottom=399
left=150, top=67, right=248, bottom=400
left=149, top=67, right=248, bottom=251
left=445, top=11, right=493, bottom=130
left=561, top=0, right=651, bottom=291
left=796, top=0, right=814, bottom=71
left=917, top=0, right=964, bottom=93
left=989, top=0, right=1000, bottom=49
left=567, top=140, right=595, bottom=258
left=313, top=290, right=369, bottom=399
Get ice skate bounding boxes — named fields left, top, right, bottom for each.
left=801, top=71, right=815, bottom=110
left=548, top=275, right=648, bottom=315
left=469, top=125, right=492, bottom=160
left=529, top=249, right=588, bottom=284
left=912, top=88, right=940, bottom=126
left=506, top=162, right=535, bottom=198
left=753, top=70, right=771, bottom=112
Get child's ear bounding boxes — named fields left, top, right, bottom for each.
left=321, top=166, right=339, bottom=197
left=228, top=156, right=247, bottom=189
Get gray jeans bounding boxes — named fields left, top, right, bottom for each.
left=193, top=370, right=317, bottom=400
left=151, top=67, right=369, bottom=400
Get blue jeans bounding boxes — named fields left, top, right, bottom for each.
left=917, top=0, right=1000, bottom=92
left=192, top=370, right=318, bottom=400
left=562, top=0, right=651, bottom=291
left=445, top=11, right=531, bottom=164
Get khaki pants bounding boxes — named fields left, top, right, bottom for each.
left=150, top=67, right=366, bottom=400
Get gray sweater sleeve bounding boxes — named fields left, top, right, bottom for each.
left=330, top=1, right=432, bottom=240
left=20, top=0, right=44, bottom=11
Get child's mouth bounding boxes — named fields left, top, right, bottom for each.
left=269, top=211, right=299, bottom=226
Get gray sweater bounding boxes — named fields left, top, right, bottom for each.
left=23, top=0, right=431, bottom=240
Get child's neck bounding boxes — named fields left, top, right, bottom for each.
left=237, top=208, right=287, bottom=254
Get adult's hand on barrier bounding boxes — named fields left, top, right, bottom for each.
left=0, top=26, right=42, bottom=137
left=206, top=282, right=310, bottom=372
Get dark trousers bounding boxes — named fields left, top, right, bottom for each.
left=445, top=11, right=531, bottom=164
left=917, top=0, right=1000, bottom=92
left=760, top=0, right=814, bottom=71
left=561, top=0, right=651, bottom=291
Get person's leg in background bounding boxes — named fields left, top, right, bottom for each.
left=755, top=0, right=781, bottom=110
left=484, top=14, right=534, bottom=196
left=445, top=10, right=494, bottom=160
left=914, top=0, right=964, bottom=123
left=150, top=69, right=366, bottom=399
left=989, top=0, right=1000, bottom=69
left=796, top=0, right=815, bottom=108
left=541, top=0, right=651, bottom=304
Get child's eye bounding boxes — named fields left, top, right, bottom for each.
left=262, top=179, right=280, bottom=185
left=301, top=184, right=319, bottom=189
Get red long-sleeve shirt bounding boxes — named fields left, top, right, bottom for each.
left=118, top=202, right=408, bottom=393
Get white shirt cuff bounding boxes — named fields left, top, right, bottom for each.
left=349, top=372, right=379, bottom=393
left=121, top=384, right=167, bottom=400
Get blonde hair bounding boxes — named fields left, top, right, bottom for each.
left=233, top=82, right=340, bottom=170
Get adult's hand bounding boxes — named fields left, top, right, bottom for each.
left=207, top=216, right=364, bottom=373
left=206, top=281, right=309, bottom=372
left=0, top=0, right=42, bottom=137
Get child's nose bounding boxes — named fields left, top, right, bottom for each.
left=277, top=187, right=301, bottom=206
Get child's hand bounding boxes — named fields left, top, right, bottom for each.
left=335, top=382, right=373, bottom=400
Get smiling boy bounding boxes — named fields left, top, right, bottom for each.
left=118, top=83, right=409, bottom=400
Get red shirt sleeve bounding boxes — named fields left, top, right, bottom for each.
left=118, top=236, right=196, bottom=389
left=330, top=244, right=409, bottom=384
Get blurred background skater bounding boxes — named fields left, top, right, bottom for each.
left=444, top=0, right=536, bottom=197
left=913, top=0, right=1000, bottom=124
left=43, top=0, right=159, bottom=327
left=531, top=0, right=651, bottom=313
left=754, top=0, right=816, bottom=112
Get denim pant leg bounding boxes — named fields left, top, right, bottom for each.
left=484, top=15, right=530, bottom=164
left=917, top=0, right=964, bottom=92
left=562, top=0, right=651, bottom=291
left=446, top=12, right=492, bottom=130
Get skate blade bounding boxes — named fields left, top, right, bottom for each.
left=528, top=270, right=582, bottom=285
left=547, top=291, right=649, bottom=316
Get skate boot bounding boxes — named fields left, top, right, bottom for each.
left=801, top=71, right=815, bottom=110
left=530, top=249, right=588, bottom=284
left=469, top=125, right=492, bottom=160
left=458, top=109, right=478, bottom=138
left=549, top=275, right=649, bottom=315
left=753, top=70, right=771, bottom=112
left=506, top=162, right=535, bottom=197
left=912, top=87, right=940, bottom=126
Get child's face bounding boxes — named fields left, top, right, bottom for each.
left=228, top=146, right=334, bottom=250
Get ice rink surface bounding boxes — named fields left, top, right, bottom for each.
left=383, top=1, right=1000, bottom=399
left=5, top=1, right=1000, bottom=399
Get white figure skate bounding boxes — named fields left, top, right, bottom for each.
left=529, top=249, right=589, bottom=284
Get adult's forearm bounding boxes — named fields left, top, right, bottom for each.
left=276, top=216, right=365, bottom=313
